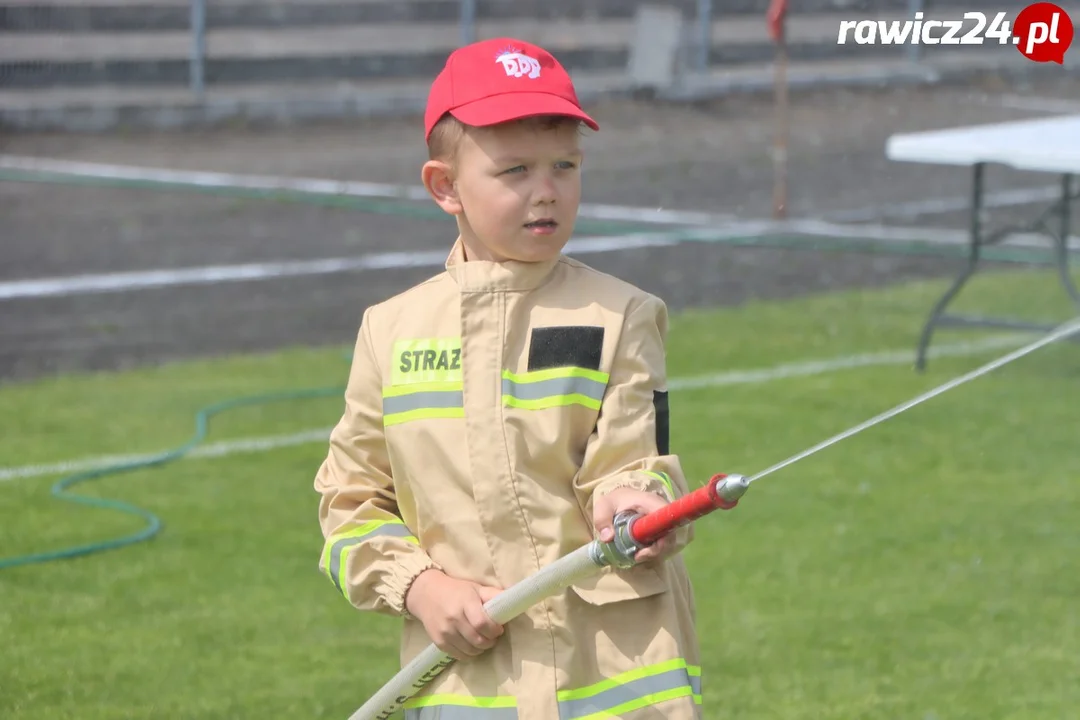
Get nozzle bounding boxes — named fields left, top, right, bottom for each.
left=717, top=474, right=750, bottom=503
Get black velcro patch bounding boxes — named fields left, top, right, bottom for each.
left=527, top=326, right=604, bottom=371
left=653, top=391, right=670, bottom=455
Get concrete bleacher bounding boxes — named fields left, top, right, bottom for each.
left=0, top=0, right=1043, bottom=131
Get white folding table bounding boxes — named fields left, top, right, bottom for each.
left=885, top=114, right=1080, bottom=370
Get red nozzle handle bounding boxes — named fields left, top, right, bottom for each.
left=630, top=473, right=740, bottom=546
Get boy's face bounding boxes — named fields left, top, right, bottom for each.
left=426, top=117, right=583, bottom=264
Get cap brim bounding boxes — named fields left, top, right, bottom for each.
left=450, top=91, right=600, bottom=132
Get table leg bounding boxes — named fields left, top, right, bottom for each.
left=1054, top=174, right=1079, bottom=306
left=915, top=163, right=985, bottom=372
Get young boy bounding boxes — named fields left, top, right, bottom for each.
left=315, top=38, right=702, bottom=719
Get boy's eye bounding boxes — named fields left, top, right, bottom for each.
left=503, top=165, right=527, bottom=174
left=555, top=161, right=578, bottom=170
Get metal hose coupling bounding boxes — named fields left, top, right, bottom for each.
left=590, top=510, right=644, bottom=569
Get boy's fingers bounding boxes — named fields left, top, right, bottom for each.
left=635, top=544, right=659, bottom=561
left=633, top=533, right=674, bottom=564
left=592, top=498, right=614, bottom=535
left=450, top=616, right=489, bottom=654
left=436, top=631, right=475, bottom=660
left=464, top=601, right=502, bottom=643
left=475, top=585, right=503, bottom=605
left=448, top=636, right=482, bottom=658
left=473, top=586, right=506, bottom=636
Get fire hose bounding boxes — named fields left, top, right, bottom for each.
left=352, top=317, right=1080, bottom=720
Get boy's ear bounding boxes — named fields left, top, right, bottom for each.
left=421, top=160, right=463, bottom=216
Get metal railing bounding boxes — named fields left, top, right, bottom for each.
left=177, top=0, right=927, bottom=101
left=176, top=0, right=733, bottom=101
left=4, top=0, right=933, bottom=105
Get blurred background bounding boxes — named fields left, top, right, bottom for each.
left=2, top=2, right=1079, bottom=719
left=2, top=0, right=1077, bottom=380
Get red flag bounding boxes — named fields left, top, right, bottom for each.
left=766, top=0, right=788, bottom=42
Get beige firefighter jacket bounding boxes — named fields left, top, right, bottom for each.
left=315, top=238, right=702, bottom=720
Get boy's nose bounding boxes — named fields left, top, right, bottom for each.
left=534, top=175, right=558, bottom=204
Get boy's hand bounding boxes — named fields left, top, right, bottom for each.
left=404, top=568, right=505, bottom=661
left=593, top=487, right=675, bottom=566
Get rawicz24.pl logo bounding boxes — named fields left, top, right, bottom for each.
left=837, top=2, right=1074, bottom=64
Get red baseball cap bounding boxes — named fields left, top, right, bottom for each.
left=424, top=38, right=600, bottom=141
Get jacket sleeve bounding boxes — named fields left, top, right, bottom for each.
left=314, top=308, right=441, bottom=617
left=573, top=293, right=694, bottom=554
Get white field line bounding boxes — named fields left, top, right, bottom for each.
left=0, top=152, right=1053, bottom=235
left=667, top=333, right=1026, bottom=390
left=973, top=94, right=1080, bottom=116
left=825, top=185, right=1063, bottom=223
left=3, top=155, right=1075, bottom=273
left=4, top=215, right=1077, bottom=302
left=3, top=153, right=1070, bottom=232
left=0, top=155, right=734, bottom=227
left=0, top=429, right=334, bottom=483
left=0, top=333, right=1029, bottom=483
left=0, top=231, right=688, bottom=301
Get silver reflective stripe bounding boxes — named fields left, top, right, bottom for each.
left=383, top=391, right=464, bottom=415
left=691, top=673, right=701, bottom=695
left=558, top=667, right=696, bottom=719
left=327, top=523, right=414, bottom=592
left=405, top=705, right=518, bottom=719
left=501, top=375, right=606, bottom=401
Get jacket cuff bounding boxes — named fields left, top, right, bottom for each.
left=594, top=472, right=669, bottom=500
left=381, top=552, right=441, bottom=618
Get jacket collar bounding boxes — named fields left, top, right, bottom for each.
left=444, top=237, right=560, bottom=293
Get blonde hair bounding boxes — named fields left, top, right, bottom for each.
left=427, top=114, right=468, bottom=162
left=427, top=113, right=585, bottom=163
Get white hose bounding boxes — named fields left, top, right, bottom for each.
left=350, top=542, right=605, bottom=720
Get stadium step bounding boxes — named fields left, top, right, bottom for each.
left=0, top=0, right=1015, bottom=32
left=1, top=8, right=1020, bottom=89
left=0, top=49, right=1039, bottom=133
left=0, top=0, right=1042, bottom=130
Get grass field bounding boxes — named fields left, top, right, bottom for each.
left=1, top=265, right=1078, bottom=720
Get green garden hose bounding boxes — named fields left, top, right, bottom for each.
left=0, top=385, right=344, bottom=570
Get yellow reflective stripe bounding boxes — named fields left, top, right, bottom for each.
left=501, top=367, right=609, bottom=412
left=690, top=665, right=702, bottom=704
left=572, top=686, right=695, bottom=720
left=557, top=658, right=701, bottom=719
left=642, top=470, right=675, bottom=499
left=504, top=394, right=602, bottom=411
left=384, top=407, right=465, bottom=427
left=403, top=694, right=517, bottom=709
left=382, top=381, right=462, bottom=397
left=558, top=658, right=692, bottom=701
left=382, top=381, right=464, bottom=427
left=502, top=366, right=609, bottom=384
left=320, top=520, right=418, bottom=596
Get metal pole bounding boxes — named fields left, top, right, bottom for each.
left=772, top=17, right=788, bottom=220
left=696, top=0, right=712, bottom=71
left=189, top=0, right=206, bottom=99
left=915, top=162, right=985, bottom=371
left=906, top=0, right=923, bottom=64
left=459, top=0, right=477, bottom=46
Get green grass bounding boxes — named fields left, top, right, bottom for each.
left=1, top=267, right=1078, bottom=719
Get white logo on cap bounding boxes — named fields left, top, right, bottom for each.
left=495, top=47, right=541, bottom=79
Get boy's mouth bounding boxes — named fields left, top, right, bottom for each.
left=524, top=219, right=558, bottom=229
